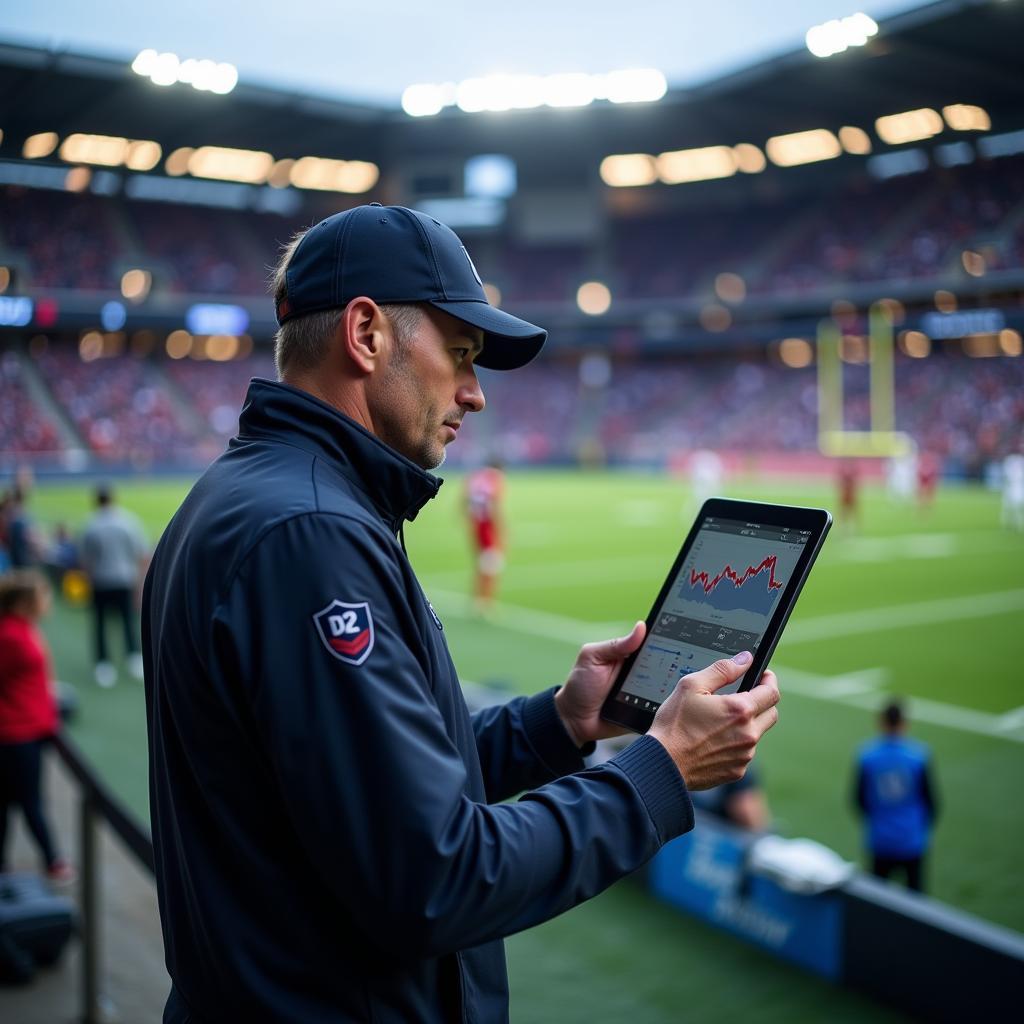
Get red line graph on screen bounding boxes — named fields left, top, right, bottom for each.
left=690, top=555, right=784, bottom=595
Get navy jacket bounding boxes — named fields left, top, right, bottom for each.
left=144, top=379, right=693, bottom=1023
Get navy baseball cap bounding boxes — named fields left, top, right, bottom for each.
left=275, top=204, right=546, bottom=371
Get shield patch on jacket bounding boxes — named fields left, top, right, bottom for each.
left=313, top=600, right=375, bottom=666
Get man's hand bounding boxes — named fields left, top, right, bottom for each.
left=648, top=652, right=780, bottom=790
left=555, top=622, right=646, bottom=746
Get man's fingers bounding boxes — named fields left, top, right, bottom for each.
left=753, top=702, right=780, bottom=738
left=689, top=652, right=754, bottom=693
left=745, top=671, right=780, bottom=715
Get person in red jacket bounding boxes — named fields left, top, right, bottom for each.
left=0, top=569, right=74, bottom=882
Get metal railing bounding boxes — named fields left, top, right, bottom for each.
left=50, top=731, right=156, bottom=1024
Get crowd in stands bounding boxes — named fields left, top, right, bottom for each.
left=8, top=344, right=1018, bottom=477
left=2, top=155, right=1022, bottom=302
left=32, top=349, right=200, bottom=467
left=0, top=352, right=62, bottom=456
left=164, top=354, right=276, bottom=437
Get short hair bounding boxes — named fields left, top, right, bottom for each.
left=881, top=700, right=905, bottom=729
left=96, top=482, right=113, bottom=506
left=269, top=230, right=425, bottom=378
left=0, top=569, right=49, bottom=616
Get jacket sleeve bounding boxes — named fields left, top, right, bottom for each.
left=216, top=512, right=693, bottom=961
left=471, top=690, right=594, bottom=803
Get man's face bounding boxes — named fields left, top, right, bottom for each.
left=373, top=306, right=486, bottom=470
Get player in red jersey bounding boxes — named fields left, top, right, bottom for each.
left=836, top=459, right=861, bottom=533
left=916, top=451, right=940, bottom=515
left=465, top=460, right=505, bottom=615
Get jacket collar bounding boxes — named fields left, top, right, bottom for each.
left=236, top=378, right=442, bottom=528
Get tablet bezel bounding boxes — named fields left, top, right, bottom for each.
left=600, top=497, right=832, bottom=734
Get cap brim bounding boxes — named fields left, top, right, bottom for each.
left=430, top=300, right=546, bottom=371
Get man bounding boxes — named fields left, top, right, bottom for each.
left=854, top=699, right=939, bottom=892
left=80, top=483, right=147, bottom=687
left=143, top=204, right=781, bottom=1024
left=465, top=458, right=505, bottom=614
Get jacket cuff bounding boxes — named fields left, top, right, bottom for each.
left=522, top=688, right=594, bottom=779
left=610, top=735, right=694, bottom=842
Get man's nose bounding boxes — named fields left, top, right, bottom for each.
left=457, top=368, right=485, bottom=413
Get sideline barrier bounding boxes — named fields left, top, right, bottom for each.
left=50, top=731, right=156, bottom=1024
left=650, top=811, right=1024, bottom=1021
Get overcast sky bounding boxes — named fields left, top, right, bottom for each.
left=1, top=1, right=925, bottom=107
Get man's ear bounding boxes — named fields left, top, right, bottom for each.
left=338, top=296, right=388, bottom=375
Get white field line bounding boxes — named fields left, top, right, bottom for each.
left=780, top=667, right=1024, bottom=742
left=833, top=533, right=957, bottom=561
left=428, top=591, right=1024, bottom=744
left=783, top=589, right=1024, bottom=644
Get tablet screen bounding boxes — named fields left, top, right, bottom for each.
left=612, top=513, right=814, bottom=712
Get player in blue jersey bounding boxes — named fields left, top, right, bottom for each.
left=853, top=700, right=939, bottom=892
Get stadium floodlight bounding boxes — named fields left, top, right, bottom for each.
left=186, top=146, right=274, bottom=184
left=805, top=12, right=878, bottom=58
left=165, top=330, right=192, bottom=359
left=164, top=148, right=193, bottom=176
left=875, top=108, right=943, bottom=145
left=60, top=134, right=129, bottom=167
left=131, top=49, right=238, bottom=94
left=402, top=83, right=455, bottom=117
left=1000, top=329, right=1022, bottom=357
left=600, top=153, right=658, bottom=187
left=542, top=73, right=595, bottom=108
left=125, top=140, right=163, bottom=171
left=766, top=129, right=841, bottom=167
left=603, top=69, right=667, bottom=104
left=732, top=144, right=766, bottom=173
left=898, top=330, right=931, bottom=358
left=657, top=145, right=737, bottom=184
left=839, top=126, right=872, bottom=154
left=715, top=273, right=746, bottom=304
left=404, top=68, right=666, bottom=116
left=961, top=250, right=986, bottom=277
left=577, top=282, right=612, bottom=316
left=942, top=104, right=990, bottom=132
left=121, top=270, right=152, bottom=302
left=777, top=338, right=814, bottom=368
left=23, top=132, right=59, bottom=159
left=288, top=157, right=379, bottom=193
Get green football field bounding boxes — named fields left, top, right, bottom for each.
left=25, top=471, right=1024, bottom=1022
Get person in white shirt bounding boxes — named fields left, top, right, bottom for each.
left=79, top=484, right=148, bottom=687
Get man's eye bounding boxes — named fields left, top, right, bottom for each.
left=453, top=348, right=471, bottom=361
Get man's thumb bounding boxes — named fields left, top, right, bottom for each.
left=693, top=651, right=753, bottom=693
left=593, top=621, right=645, bottom=662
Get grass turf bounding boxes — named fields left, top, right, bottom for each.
left=24, top=471, right=1024, bottom=1020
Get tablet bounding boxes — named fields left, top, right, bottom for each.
left=600, top=497, right=831, bottom=734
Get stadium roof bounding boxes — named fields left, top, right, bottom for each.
left=1, top=0, right=1022, bottom=177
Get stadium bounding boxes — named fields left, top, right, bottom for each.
left=1, top=0, right=1023, bottom=1020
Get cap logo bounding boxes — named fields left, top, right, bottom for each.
left=460, top=245, right=483, bottom=287
left=313, top=599, right=374, bottom=666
